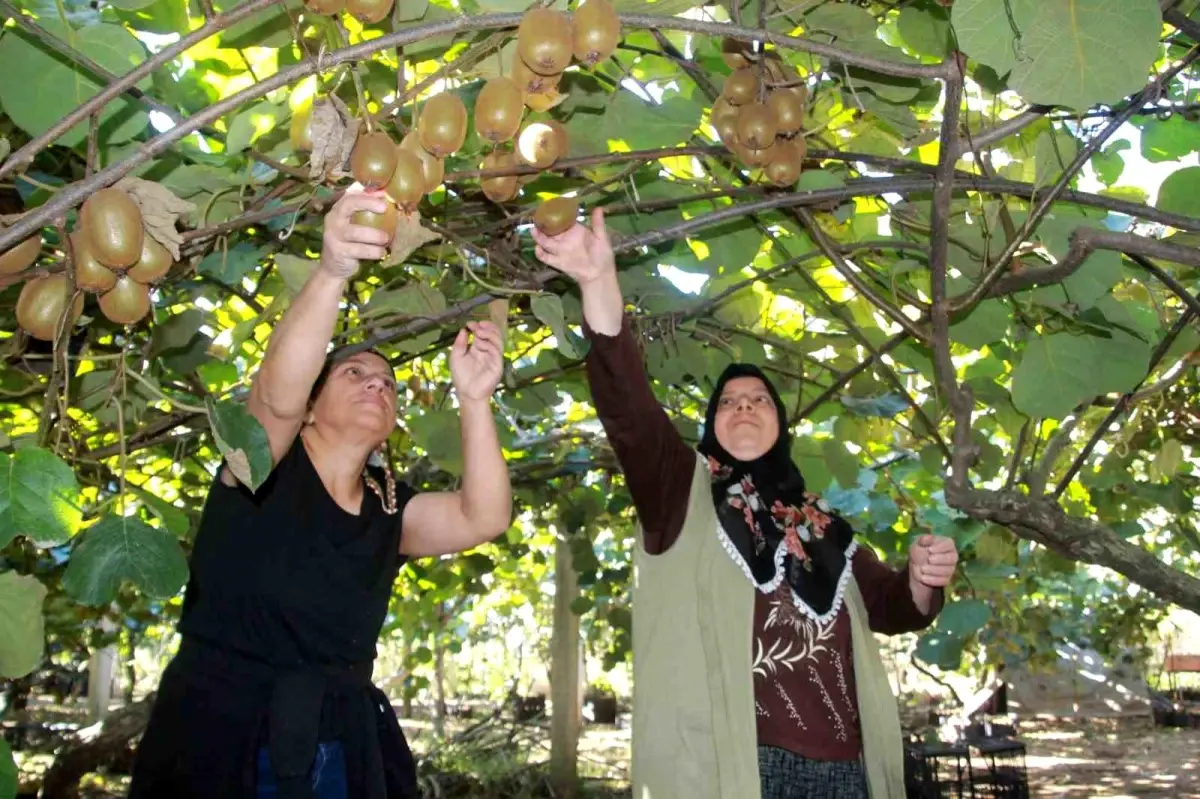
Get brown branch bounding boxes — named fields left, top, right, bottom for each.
left=0, top=11, right=953, bottom=251
left=928, top=58, right=974, bottom=493
left=954, top=45, right=1200, bottom=313
left=793, top=332, right=909, bottom=421
left=1164, top=7, right=1200, bottom=42
left=983, top=228, right=1200, bottom=314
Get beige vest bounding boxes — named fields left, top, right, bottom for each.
left=631, top=454, right=905, bottom=799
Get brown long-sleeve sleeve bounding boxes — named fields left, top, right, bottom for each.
left=852, top=545, right=943, bottom=635
left=584, top=316, right=696, bottom=555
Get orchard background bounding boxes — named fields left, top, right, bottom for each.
left=1, top=0, right=1199, bottom=796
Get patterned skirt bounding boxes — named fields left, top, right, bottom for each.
left=758, top=745, right=867, bottom=799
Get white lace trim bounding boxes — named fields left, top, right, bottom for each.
left=715, top=519, right=858, bottom=625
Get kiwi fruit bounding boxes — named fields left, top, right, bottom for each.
left=722, top=68, right=759, bottom=106
left=517, top=8, right=573, bottom=76
left=351, top=202, right=399, bottom=239
left=290, top=103, right=314, bottom=152
left=475, top=77, right=525, bottom=144
left=767, top=89, right=805, bottom=137
left=304, top=0, right=343, bottom=14
left=710, top=97, right=740, bottom=146
left=511, top=57, right=562, bottom=95
left=0, top=232, right=41, bottom=276
left=739, top=140, right=777, bottom=168
left=481, top=151, right=520, bottom=203
left=721, top=38, right=753, bottom=70
left=736, top=102, right=779, bottom=150
left=98, top=275, right=152, bottom=326
left=126, top=234, right=173, bottom=284
left=71, top=233, right=118, bottom=293
left=385, top=149, right=427, bottom=212
left=573, top=0, right=620, bottom=68
left=533, top=197, right=578, bottom=237
left=765, top=139, right=803, bottom=187
left=399, top=131, right=445, bottom=193
left=418, top=92, right=469, bottom=157
left=524, top=87, right=567, bottom=113
left=546, top=120, right=569, bottom=157
left=345, top=0, right=394, bottom=24
left=517, top=122, right=564, bottom=169
left=351, top=131, right=398, bottom=190
left=16, top=273, right=83, bottom=342
left=80, top=188, right=144, bottom=269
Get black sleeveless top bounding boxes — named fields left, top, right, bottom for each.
left=129, top=438, right=420, bottom=799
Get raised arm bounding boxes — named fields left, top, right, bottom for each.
left=853, top=534, right=958, bottom=635
left=533, top=209, right=695, bottom=555
left=230, top=190, right=391, bottom=485
left=400, top=322, right=513, bottom=558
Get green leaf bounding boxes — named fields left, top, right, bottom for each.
left=363, top=283, right=447, bottom=320
left=804, top=3, right=879, bottom=40
left=1157, top=166, right=1200, bottom=217
left=1151, top=439, right=1184, bottom=482
left=62, top=514, right=190, bottom=606
left=0, top=22, right=150, bottom=147
left=950, top=299, right=1009, bottom=348
left=915, top=630, right=965, bottom=670
left=1139, top=116, right=1200, bottom=163
left=226, top=101, right=285, bottom=154
left=107, top=0, right=158, bottom=10
left=1034, top=129, right=1079, bottom=186
left=531, top=293, right=588, bottom=359
left=938, top=598, right=992, bottom=636
left=569, top=596, right=594, bottom=615
left=206, top=398, right=273, bottom=492
left=0, top=571, right=47, bottom=679
left=132, top=486, right=191, bottom=539
left=218, top=0, right=298, bottom=48
left=600, top=91, right=701, bottom=151
left=840, top=393, right=908, bottom=418
left=956, top=0, right=1162, bottom=110
left=1092, top=140, right=1129, bottom=186
left=796, top=169, right=846, bottom=192
left=896, top=3, right=952, bottom=57
left=274, top=254, right=318, bottom=297
left=152, top=309, right=205, bottom=355
left=0, top=448, right=82, bottom=548
left=0, top=738, right=15, bottom=799
left=197, top=242, right=267, bottom=285
left=610, top=0, right=706, bottom=16
left=1011, top=331, right=1150, bottom=419
left=408, top=410, right=464, bottom=476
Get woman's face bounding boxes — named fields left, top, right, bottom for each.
left=712, top=376, right=780, bottom=461
left=309, top=352, right=398, bottom=445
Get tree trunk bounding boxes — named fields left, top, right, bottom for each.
left=40, top=695, right=154, bottom=799
left=433, top=602, right=447, bottom=738
left=549, top=531, right=582, bottom=798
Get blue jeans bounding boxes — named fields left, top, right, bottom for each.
left=256, top=741, right=348, bottom=798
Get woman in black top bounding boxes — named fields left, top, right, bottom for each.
left=128, top=188, right=513, bottom=799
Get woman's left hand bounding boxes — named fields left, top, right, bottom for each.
left=908, top=534, right=959, bottom=588
left=450, top=321, right=504, bottom=402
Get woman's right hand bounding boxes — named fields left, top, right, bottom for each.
left=320, top=188, right=392, bottom=280
left=532, top=207, right=624, bottom=335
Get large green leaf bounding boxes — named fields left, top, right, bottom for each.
left=953, top=0, right=1161, bottom=109
left=1139, top=116, right=1200, bottom=163
left=62, top=515, right=190, bottom=606
left=408, top=410, right=464, bottom=476
left=0, top=571, right=47, bottom=679
left=364, top=283, right=447, bottom=320
left=599, top=92, right=702, bottom=152
left=197, top=243, right=268, bottom=286
left=0, top=22, right=150, bottom=147
left=531, top=293, right=588, bottom=359
left=0, top=738, right=15, bottom=799
left=0, top=448, right=82, bottom=549
left=1011, top=331, right=1150, bottom=419
left=915, top=630, right=965, bottom=670
left=206, top=398, right=273, bottom=492
left=937, top=598, right=993, bottom=636
left=896, top=3, right=952, bottom=58
left=1157, top=166, right=1200, bottom=217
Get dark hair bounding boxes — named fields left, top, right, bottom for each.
left=308, top=346, right=395, bottom=406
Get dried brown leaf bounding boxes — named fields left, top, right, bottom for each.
left=115, top=177, right=196, bottom=261
left=385, top=210, right=442, bottom=267
left=309, top=96, right=358, bottom=181
left=225, top=449, right=251, bottom=487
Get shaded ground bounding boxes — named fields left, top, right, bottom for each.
left=6, top=700, right=1199, bottom=797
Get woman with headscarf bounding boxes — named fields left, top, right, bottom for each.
left=129, top=188, right=513, bottom=799
left=532, top=210, right=959, bottom=799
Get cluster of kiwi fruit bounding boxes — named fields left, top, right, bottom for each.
left=303, top=0, right=395, bottom=26
left=9, top=187, right=170, bottom=341
left=336, top=93, right=467, bottom=233
left=711, top=40, right=809, bottom=187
